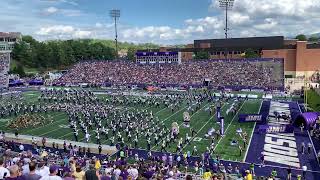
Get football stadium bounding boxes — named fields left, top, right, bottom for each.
left=1, top=0, right=320, bottom=180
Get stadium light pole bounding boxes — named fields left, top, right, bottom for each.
left=110, top=9, right=120, bottom=59
left=219, top=0, right=234, bottom=59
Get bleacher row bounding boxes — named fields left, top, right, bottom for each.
left=0, top=53, right=10, bottom=88
left=54, top=59, right=284, bottom=90
left=0, top=140, right=246, bottom=180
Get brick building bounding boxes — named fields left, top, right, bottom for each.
left=137, top=36, right=320, bottom=78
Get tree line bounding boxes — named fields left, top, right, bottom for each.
left=295, top=34, right=319, bottom=41
left=10, top=36, right=159, bottom=76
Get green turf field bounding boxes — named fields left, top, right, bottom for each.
left=0, top=90, right=263, bottom=161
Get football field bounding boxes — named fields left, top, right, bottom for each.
left=0, top=90, right=262, bottom=161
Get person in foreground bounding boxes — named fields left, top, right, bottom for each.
left=39, top=166, right=61, bottom=180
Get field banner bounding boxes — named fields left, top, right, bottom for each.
left=216, top=106, right=221, bottom=122
left=238, top=114, right=263, bottom=123
left=258, top=124, right=294, bottom=133
left=220, top=117, right=224, bottom=135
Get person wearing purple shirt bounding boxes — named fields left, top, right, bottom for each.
left=212, top=163, right=218, bottom=173
left=22, top=162, right=41, bottom=180
left=120, top=168, right=129, bottom=180
left=100, top=176, right=111, bottom=180
left=162, top=154, right=167, bottom=165
left=168, top=154, right=173, bottom=167
left=143, top=168, right=154, bottom=180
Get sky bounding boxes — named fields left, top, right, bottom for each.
left=0, top=0, right=320, bottom=45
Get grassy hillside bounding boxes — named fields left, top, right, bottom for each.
left=307, top=89, right=320, bottom=112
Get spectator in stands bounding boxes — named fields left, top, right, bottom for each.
left=54, top=60, right=284, bottom=90
left=0, top=157, right=10, bottom=179
left=35, top=162, right=49, bottom=178
left=167, top=171, right=175, bottom=180
left=302, top=165, right=307, bottom=180
left=127, top=165, right=138, bottom=180
left=39, top=165, right=61, bottom=180
left=22, top=162, right=41, bottom=180
left=185, top=174, right=192, bottom=180
left=72, top=166, right=84, bottom=180
left=84, top=161, right=99, bottom=180
left=245, top=170, right=253, bottom=180
left=202, top=169, right=212, bottom=180
left=5, top=165, right=24, bottom=180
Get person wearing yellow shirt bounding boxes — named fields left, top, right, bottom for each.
left=95, top=159, right=101, bottom=170
left=73, top=165, right=85, bottom=180
left=245, top=170, right=253, bottom=180
left=203, top=169, right=212, bottom=180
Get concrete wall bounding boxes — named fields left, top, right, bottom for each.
left=262, top=49, right=296, bottom=75
left=263, top=41, right=320, bottom=77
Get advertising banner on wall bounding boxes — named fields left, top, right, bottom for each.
left=258, top=124, right=294, bottom=133
left=238, top=114, right=263, bottom=123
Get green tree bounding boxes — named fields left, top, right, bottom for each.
left=295, top=34, right=307, bottom=41
left=194, top=51, right=209, bottom=60
left=22, top=35, right=37, bottom=45
left=127, top=47, right=137, bottom=60
left=35, top=42, right=51, bottom=68
left=308, top=36, right=319, bottom=42
left=11, top=42, right=33, bottom=67
left=9, top=36, right=150, bottom=70
left=10, top=64, right=26, bottom=77
left=244, top=48, right=259, bottom=58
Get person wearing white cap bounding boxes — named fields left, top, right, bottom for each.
left=167, top=171, right=175, bottom=180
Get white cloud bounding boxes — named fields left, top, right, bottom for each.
left=40, top=0, right=79, bottom=6
left=36, top=25, right=74, bottom=35
left=42, top=7, right=83, bottom=17
left=254, top=18, right=278, bottom=30
left=209, top=0, right=320, bottom=38
left=229, top=12, right=250, bottom=25
left=73, top=30, right=92, bottom=38
left=35, top=25, right=91, bottom=39
left=45, top=6, right=58, bottom=14
left=2, top=0, right=320, bottom=44
left=61, top=9, right=83, bottom=17
left=95, top=23, right=103, bottom=28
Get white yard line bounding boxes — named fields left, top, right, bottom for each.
left=155, top=106, right=167, bottom=114
left=297, top=102, right=319, bottom=165
left=151, top=102, right=211, bottom=150
left=243, top=100, right=263, bottom=162
left=307, top=131, right=319, bottom=164
left=213, top=100, right=247, bottom=152
left=57, top=131, right=74, bottom=139
left=177, top=103, right=211, bottom=127
left=162, top=105, right=188, bottom=123
left=181, top=103, right=227, bottom=151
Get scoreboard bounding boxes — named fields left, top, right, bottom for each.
left=136, top=51, right=181, bottom=64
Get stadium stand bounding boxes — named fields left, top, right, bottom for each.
left=0, top=139, right=264, bottom=180
left=311, top=71, right=320, bottom=83
left=0, top=53, right=10, bottom=88
left=54, top=58, right=284, bottom=90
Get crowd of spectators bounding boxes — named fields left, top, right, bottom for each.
left=54, top=60, right=284, bottom=89
left=311, top=71, right=320, bottom=83
left=0, top=53, right=10, bottom=88
left=0, top=138, right=263, bottom=180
